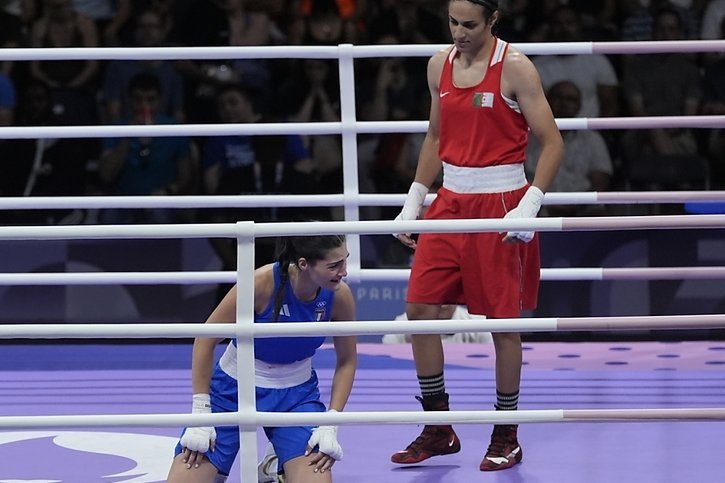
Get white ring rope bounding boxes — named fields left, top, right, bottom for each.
left=0, top=40, right=723, bottom=62
left=1, top=408, right=724, bottom=431
left=0, top=191, right=725, bottom=210
left=2, top=266, right=725, bottom=286
left=0, top=216, right=722, bottom=240
left=0, top=194, right=347, bottom=209
left=2, top=314, right=725, bottom=339
left=0, top=116, right=723, bottom=140
left=0, top=191, right=723, bottom=210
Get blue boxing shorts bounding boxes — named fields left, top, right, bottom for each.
left=175, top=366, right=325, bottom=476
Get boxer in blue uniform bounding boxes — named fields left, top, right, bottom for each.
left=167, top=234, right=357, bottom=483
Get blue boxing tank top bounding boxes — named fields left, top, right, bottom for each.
left=234, top=261, right=334, bottom=364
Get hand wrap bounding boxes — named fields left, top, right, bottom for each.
left=306, top=410, right=343, bottom=461
left=393, top=182, right=428, bottom=238
left=503, top=186, right=544, bottom=243
left=180, top=393, right=216, bottom=453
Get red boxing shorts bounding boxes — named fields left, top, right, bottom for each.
left=407, top=185, right=540, bottom=318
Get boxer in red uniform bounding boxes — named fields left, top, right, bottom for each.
left=391, top=0, right=563, bottom=472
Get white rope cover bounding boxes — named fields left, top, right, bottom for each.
left=2, top=408, right=724, bottom=431
left=0, top=190, right=723, bottom=210
left=0, top=216, right=722, bottom=240
left=0, top=40, right=723, bottom=62
left=1, top=266, right=724, bottom=285
left=1, top=314, right=724, bottom=339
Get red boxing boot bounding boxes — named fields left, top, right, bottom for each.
left=390, top=393, right=461, bottom=464
left=479, top=424, right=523, bottom=471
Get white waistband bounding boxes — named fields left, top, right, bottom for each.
left=442, top=162, right=527, bottom=193
left=219, top=342, right=313, bottom=388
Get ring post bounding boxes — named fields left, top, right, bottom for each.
left=234, top=221, right=257, bottom=483
left=338, top=43, right=362, bottom=283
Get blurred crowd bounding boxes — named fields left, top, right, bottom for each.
left=0, top=0, right=724, bottom=266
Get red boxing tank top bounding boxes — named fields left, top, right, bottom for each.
left=438, top=38, right=529, bottom=168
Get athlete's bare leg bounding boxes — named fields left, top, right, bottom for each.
left=492, top=331, right=522, bottom=393
left=407, top=302, right=448, bottom=376
left=167, top=453, right=220, bottom=483
left=283, top=455, right=334, bottom=483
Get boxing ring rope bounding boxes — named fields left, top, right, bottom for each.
left=0, top=114, right=724, bottom=140
left=2, top=408, right=725, bottom=432
left=3, top=313, right=725, bottom=339
left=0, top=215, right=724, bottom=239
left=2, top=40, right=725, bottom=481
left=2, top=266, right=725, bottom=286
left=0, top=190, right=724, bottom=209
left=0, top=40, right=723, bottom=62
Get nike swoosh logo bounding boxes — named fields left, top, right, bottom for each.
left=449, top=438, right=456, bottom=447
left=485, top=446, right=520, bottom=464
left=486, top=456, right=510, bottom=464
left=440, top=91, right=451, bottom=98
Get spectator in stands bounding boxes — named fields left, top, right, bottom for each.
left=358, top=33, right=428, bottom=219
left=295, top=0, right=366, bottom=22
left=98, top=72, right=194, bottom=223
left=287, top=0, right=359, bottom=45
left=619, top=0, right=701, bottom=41
left=568, top=0, right=618, bottom=39
left=700, top=0, right=725, bottom=65
left=2, top=80, right=94, bottom=224
left=202, top=84, right=280, bottom=285
left=101, top=7, right=184, bottom=124
left=525, top=0, right=618, bottom=41
left=518, top=0, right=563, bottom=42
left=0, top=70, right=15, bottom=126
left=701, top=0, right=725, bottom=40
left=702, top=16, right=725, bottom=188
left=0, top=70, right=18, bottom=215
left=72, top=0, right=132, bottom=46
left=0, top=0, right=35, bottom=76
left=493, top=0, right=533, bottom=42
left=532, top=5, right=619, bottom=118
left=276, top=58, right=342, bottom=221
left=618, top=0, right=654, bottom=41
left=363, top=0, right=449, bottom=44
left=356, top=31, right=422, bottom=124
left=28, top=0, right=100, bottom=126
left=526, top=81, right=613, bottom=216
left=202, top=85, right=263, bottom=207
left=173, top=0, right=273, bottom=124
left=620, top=7, right=704, bottom=192
left=29, top=0, right=99, bottom=88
